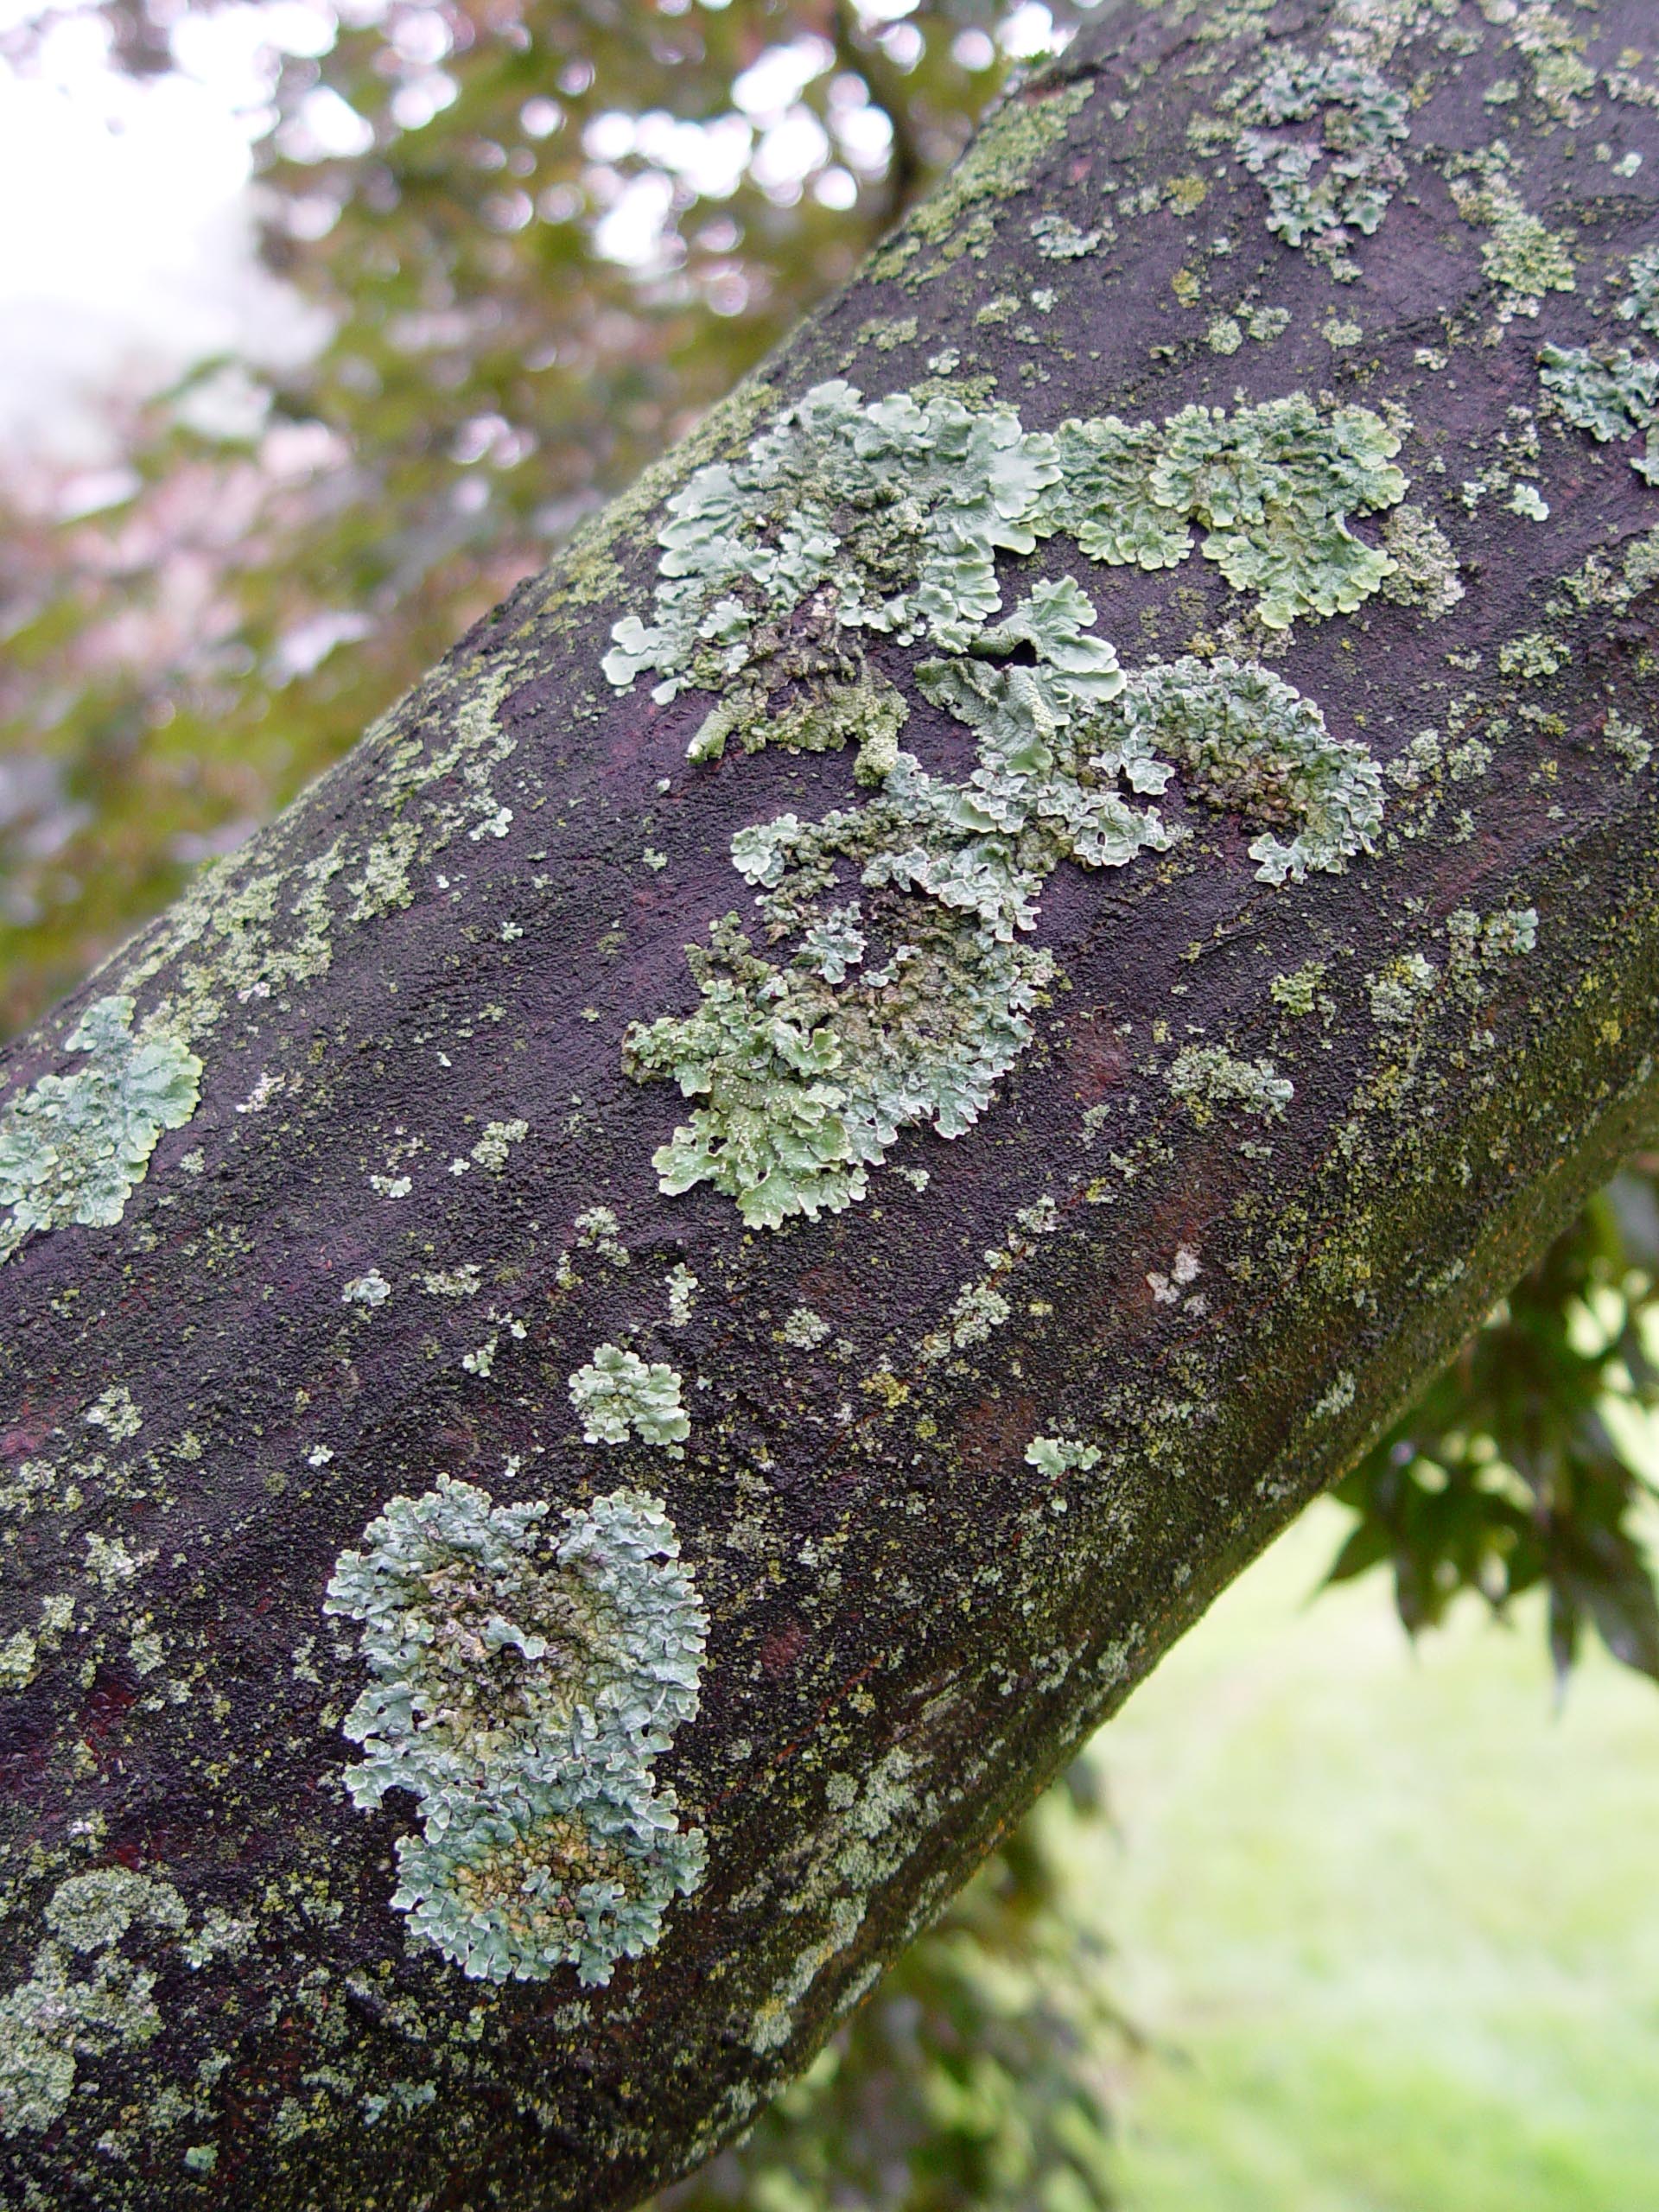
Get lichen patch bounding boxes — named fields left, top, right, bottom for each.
left=0, top=996, right=200, bottom=1264
left=607, top=382, right=1398, bottom=1226
left=569, top=1347, right=691, bottom=1446
left=325, top=1478, right=708, bottom=1987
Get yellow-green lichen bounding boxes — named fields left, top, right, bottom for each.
left=1271, top=959, right=1329, bottom=1016
left=0, top=1869, right=188, bottom=2139
left=84, top=1384, right=142, bottom=1444
left=868, top=79, right=1092, bottom=280
left=1512, top=2, right=1595, bottom=122
left=1605, top=709, right=1650, bottom=772
left=1447, top=150, right=1576, bottom=321
left=1370, top=950, right=1440, bottom=1023
left=347, top=819, right=422, bottom=922
left=325, top=1478, right=708, bottom=1987
left=607, top=382, right=1399, bottom=1227
left=1498, top=631, right=1570, bottom=679
left=0, top=1630, right=39, bottom=1690
left=0, top=996, right=200, bottom=1264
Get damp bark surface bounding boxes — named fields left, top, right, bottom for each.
left=5, top=2, right=1659, bottom=2204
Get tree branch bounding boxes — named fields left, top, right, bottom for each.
left=3, top=2, right=1659, bottom=2204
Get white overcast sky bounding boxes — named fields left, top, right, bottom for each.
left=0, top=2, right=327, bottom=466
left=0, top=0, right=1064, bottom=471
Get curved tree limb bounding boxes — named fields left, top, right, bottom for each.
left=4, top=2, right=1659, bottom=2204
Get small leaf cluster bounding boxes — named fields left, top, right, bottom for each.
left=1330, top=1170, right=1659, bottom=1687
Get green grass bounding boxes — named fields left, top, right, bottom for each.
left=1086, top=1503, right=1659, bottom=2212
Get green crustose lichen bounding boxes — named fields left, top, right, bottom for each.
left=0, top=995, right=200, bottom=1263
left=325, top=1477, right=709, bottom=1987
left=606, top=382, right=1399, bottom=1228
left=1166, top=1044, right=1294, bottom=1123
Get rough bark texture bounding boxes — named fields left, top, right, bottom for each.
left=4, top=2, right=1659, bottom=2204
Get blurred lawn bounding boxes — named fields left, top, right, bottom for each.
left=1086, top=1502, right=1659, bottom=2212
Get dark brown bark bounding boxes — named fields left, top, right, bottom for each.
left=4, top=2, right=1659, bottom=2204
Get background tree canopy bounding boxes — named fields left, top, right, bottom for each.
left=0, top=0, right=1058, bottom=1032
left=2, top=2, right=1658, bottom=2202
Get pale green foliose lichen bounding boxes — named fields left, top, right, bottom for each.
left=471, top=1118, right=528, bottom=1173
left=1605, top=709, right=1650, bottom=772
left=1447, top=152, right=1576, bottom=321
left=570, top=1205, right=628, bottom=1265
left=1271, top=959, right=1328, bottom=1015
left=1512, top=2, right=1594, bottom=123
left=1370, top=950, right=1440, bottom=1022
left=1540, top=245, right=1659, bottom=479
left=607, top=382, right=1397, bottom=1227
left=1448, top=904, right=1537, bottom=965
left=780, top=1306, right=832, bottom=1350
left=1025, top=1435, right=1102, bottom=1476
left=1166, top=1045, right=1293, bottom=1122
left=603, top=381, right=1406, bottom=715
left=569, top=1346, right=691, bottom=1446
left=324, top=1477, right=708, bottom=1987
left=1029, top=213, right=1104, bottom=260
left=1102, top=657, right=1382, bottom=884
left=1228, top=49, right=1410, bottom=276
left=0, top=996, right=200, bottom=1262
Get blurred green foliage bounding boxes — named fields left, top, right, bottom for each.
left=1332, top=1169, right=1659, bottom=1689
left=3, top=1, right=1659, bottom=2201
